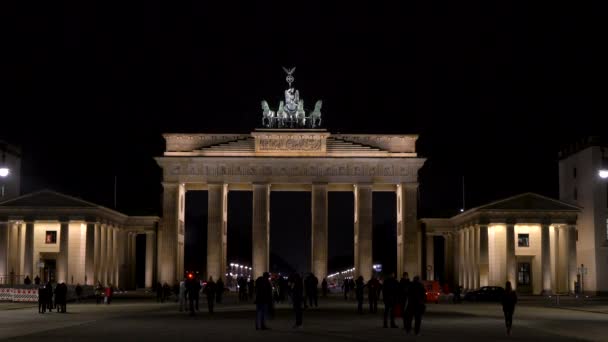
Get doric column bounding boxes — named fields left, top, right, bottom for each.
left=83, top=223, right=95, bottom=285
left=479, top=225, right=489, bottom=287
left=463, top=228, right=469, bottom=289
left=107, top=226, right=114, bottom=285
left=458, top=229, right=464, bottom=288
left=158, top=182, right=181, bottom=285
left=94, top=223, right=101, bottom=284
left=506, top=223, right=517, bottom=289
left=113, top=228, right=120, bottom=285
left=146, top=231, right=156, bottom=288
left=0, top=221, right=8, bottom=284
left=566, top=225, right=577, bottom=293
left=99, top=224, right=107, bottom=285
left=130, top=233, right=137, bottom=289
left=57, top=221, right=70, bottom=283
left=23, top=222, right=34, bottom=279
left=425, top=234, right=434, bottom=280
left=17, top=223, right=25, bottom=277
left=311, top=183, right=328, bottom=282
left=354, top=184, right=373, bottom=281
left=115, top=229, right=128, bottom=289
left=396, top=183, right=420, bottom=278
left=252, top=183, right=270, bottom=280
left=207, top=183, right=228, bottom=281
left=541, top=223, right=552, bottom=294
left=444, top=233, right=454, bottom=286
left=473, top=226, right=480, bottom=289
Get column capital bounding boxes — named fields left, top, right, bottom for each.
left=161, top=182, right=179, bottom=189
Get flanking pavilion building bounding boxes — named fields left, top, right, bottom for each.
left=0, top=190, right=159, bottom=288
left=422, top=193, right=580, bottom=295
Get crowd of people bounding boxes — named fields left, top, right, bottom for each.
left=37, top=282, right=70, bottom=313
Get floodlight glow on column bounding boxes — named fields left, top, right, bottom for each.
left=599, top=169, right=608, bottom=179
left=0, top=168, right=9, bottom=178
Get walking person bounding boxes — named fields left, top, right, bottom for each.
left=501, top=281, right=517, bottom=336
left=289, top=273, right=304, bottom=328
left=185, top=275, right=197, bottom=316
left=178, top=277, right=186, bottom=312
left=95, top=282, right=103, bottom=304
left=38, top=284, right=47, bottom=313
left=399, top=272, right=411, bottom=327
left=321, top=278, right=328, bottom=297
left=404, top=276, right=426, bottom=336
left=204, top=277, right=217, bottom=314
left=75, top=283, right=83, bottom=303
left=105, top=284, right=113, bottom=304
left=45, top=282, right=53, bottom=312
left=216, top=277, right=224, bottom=304
left=342, top=278, right=349, bottom=300
left=355, top=276, right=365, bottom=314
left=382, top=273, right=399, bottom=328
left=255, top=272, right=272, bottom=330
left=368, top=275, right=380, bottom=314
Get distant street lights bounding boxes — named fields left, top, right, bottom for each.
left=0, top=166, right=9, bottom=199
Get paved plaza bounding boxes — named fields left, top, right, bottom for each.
left=1, top=294, right=607, bottom=342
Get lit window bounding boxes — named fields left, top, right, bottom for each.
left=45, top=231, right=57, bottom=244
left=518, top=234, right=530, bottom=247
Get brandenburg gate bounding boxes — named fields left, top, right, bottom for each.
left=155, top=130, right=425, bottom=283
left=154, top=69, right=426, bottom=284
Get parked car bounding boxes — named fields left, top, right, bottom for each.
left=423, top=280, right=442, bottom=304
left=464, top=286, right=505, bottom=302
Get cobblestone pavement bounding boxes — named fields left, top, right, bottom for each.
left=1, top=295, right=606, bottom=341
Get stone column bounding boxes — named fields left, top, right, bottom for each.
left=23, top=222, right=34, bottom=279
left=115, top=229, right=127, bottom=289
left=506, top=224, right=517, bottom=289
left=130, top=233, right=137, bottom=289
left=473, top=226, right=480, bottom=289
left=84, top=223, right=95, bottom=285
left=311, top=183, right=328, bottom=282
left=0, top=221, right=8, bottom=284
left=158, top=182, right=180, bottom=285
left=113, top=228, right=120, bottom=285
left=458, top=229, right=464, bottom=288
left=252, top=183, right=270, bottom=280
left=566, top=225, right=577, bottom=294
left=17, top=223, right=25, bottom=277
left=146, top=231, right=156, bottom=288
left=425, top=234, right=434, bottom=280
left=207, top=183, right=228, bottom=281
left=444, top=233, right=454, bottom=286
left=397, top=183, right=420, bottom=278
left=106, top=225, right=116, bottom=285
left=479, top=225, right=489, bottom=287
left=462, top=228, right=473, bottom=290
left=94, top=224, right=101, bottom=284
left=354, top=184, right=372, bottom=281
left=99, top=224, right=107, bottom=285
left=541, top=223, right=552, bottom=294
left=57, top=221, right=70, bottom=283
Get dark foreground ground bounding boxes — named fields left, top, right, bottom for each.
left=1, top=294, right=606, bottom=342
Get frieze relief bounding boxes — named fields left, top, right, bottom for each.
left=167, top=161, right=421, bottom=178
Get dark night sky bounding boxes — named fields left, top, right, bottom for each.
left=1, top=2, right=605, bottom=274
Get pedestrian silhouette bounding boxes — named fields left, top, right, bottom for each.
left=501, top=281, right=517, bottom=336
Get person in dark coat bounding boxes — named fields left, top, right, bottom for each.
left=24, top=276, right=32, bottom=285
left=342, top=278, right=349, bottom=300
left=45, top=282, right=54, bottom=311
left=185, top=276, right=198, bottom=316
left=204, top=277, right=217, bottom=314
left=238, top=277, right=248, bottom=301
left=305, top=274, right=319, bottom=308
left=255, top=272, right=273, bottom=330
left=355, top=276, right=365, bottom=314
left=382, top=273, right=399, bottom=328
left=34, top=275, right=41, bottom=285
left=368, top=275, right=380, bottom=314
left=404, top=276, right=426, bottom=336
left=399, top=272, right=411, bottom=326
left=216, top=278, right=224, bottom=304
left=321, top=278, right=328, bottom=297
left=501, top=281, right=518, bottom=336
left=38, top=284, right=47, bottom=313
left=289, top=273, right=304, bottom=328
left=349, top=278, right=356, bottom=300
left=248, top=277, right=255, bottom=301
left=156, top=282, right=163, bottom=302
left=75, top=283, right=83, bottom=303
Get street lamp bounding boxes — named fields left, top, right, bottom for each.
left=600, top=148, right=608, bottom=179
left=0, top=168, right=9, bottom=178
